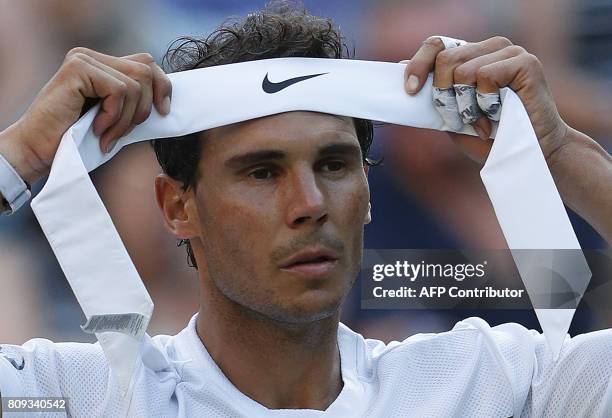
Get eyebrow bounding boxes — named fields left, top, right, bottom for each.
left=318, top=142, right=362, bottom=159
left=224, top=142, right=362, bottom=169
left=225, top=150, right=286, bottom=169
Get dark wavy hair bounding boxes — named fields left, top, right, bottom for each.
left=151, top=1, right=376, bottom=269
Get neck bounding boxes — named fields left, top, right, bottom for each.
left=196, top=284, right=343, bottom=410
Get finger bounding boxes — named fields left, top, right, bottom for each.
left=66, top=55, right=127, bottom=143
left=433, top=87, right=464, bottom=131
left=130, top=70, right=153, bottom=125
left=475, top=53, right=542, bottom=94
left=454, top=84, right=483, bottom=125
left=150, top=62, right=172, bottom=115
left=452, top=45, right=526, bottom=86
left=415, top=37, right=512, bottom=129
left=453, top=46, right=526, bottom=123
left=122, top=56, right=154, bottom=124
left=83, top=49, right=154, bottom=124
left=452, top=45, right=525, bottom=139
left=99, top=77, right=140, bottom=151
left=74, top=53, right=142, bottom=151
left=452, top=84, right=492, bottom=141
left=67, top=48, right=156, bottom=123
left=477, top=92, right=501, bottom=121
left=403, top=37, right=446, bottom=94
left=120, top=52, right=172, bottom=116
left=471, top=54, right=540, bottom=141
left=433, top=36, right=513, bottom=88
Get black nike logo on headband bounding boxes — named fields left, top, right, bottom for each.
left=262, top=72, right=328, bottom=94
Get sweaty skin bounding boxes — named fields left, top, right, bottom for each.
left=155, top=112, right=369, bottom=409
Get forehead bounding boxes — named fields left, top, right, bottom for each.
left=200, top=111, right=358, bottom=157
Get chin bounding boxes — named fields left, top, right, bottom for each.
left=266, top=289, right=346, bottom=324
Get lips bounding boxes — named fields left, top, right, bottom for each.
left=279, top=247, right=340, bottom=278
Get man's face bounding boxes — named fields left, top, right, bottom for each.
left=191, top=111, right=370, bottom=323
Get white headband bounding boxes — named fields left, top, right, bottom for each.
left=30, top=57, right=588, bottom=391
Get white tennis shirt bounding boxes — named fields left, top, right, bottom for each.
left=1, top=315, right=611, bottom=417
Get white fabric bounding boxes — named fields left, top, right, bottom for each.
left=454, top=84, right=483, bottom=124
left=2, top=316, right=612, bottom=417
left=432, top=87, right=464, bottom=131
left=477, top=91, right=502, bottom=121
left=28, top=57, right=588, bottom=390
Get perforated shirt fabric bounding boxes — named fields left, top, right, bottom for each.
left=1, top=315, right=612, bottom=417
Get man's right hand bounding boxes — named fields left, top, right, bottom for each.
left=0, top=47, right=172, bottom=185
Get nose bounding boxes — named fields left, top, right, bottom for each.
left=285, top=169, right=328, bottom=227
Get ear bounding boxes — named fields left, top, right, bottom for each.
left=362, top=163, right=371, bottom=224
left=364, top=202, right=372, bottom=224
left=154, top=174, right=200, bottom=239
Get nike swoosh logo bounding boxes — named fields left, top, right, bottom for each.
left=0, top=346, right=25, bottom=370
left=262, top=72, right=328, bottom=94
left=8, top=357, right=25, bottom=370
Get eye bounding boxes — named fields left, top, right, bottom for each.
left=248, top=167, right=277, bottom=180
left=321, top=160, right=346, bottom=172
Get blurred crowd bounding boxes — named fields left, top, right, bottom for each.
left=0, top=0, right=610, bottom=344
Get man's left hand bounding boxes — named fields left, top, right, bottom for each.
left=403, top=36, right=568, bottom=164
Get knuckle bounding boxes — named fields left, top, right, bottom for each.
left=407, top=60, right=427, bottom=75
left=423, top=36, right=445, bottom=49
left=476, top=67, right=493, bottom=83
left=453, top=63, right=473, bottom=82
left=435, top=49, right=458, bottom=67
left=506, top=45, right=527, bottom=56
left=525, top=53, right=542, bottom=68
left=133, top=52, right=155, bottom=64
left=132, top=62, right=153, bottom=82
left=423, top=36, right=444, bottom=49
left=63, top=53, right=87, bottom=70
left=65, top=46, right=90, bottom=59
left=491, top=36, right=513, bottom=47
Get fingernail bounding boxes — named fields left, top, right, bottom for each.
left=473, top=125, right=488, bottom=141
left=160, top=96, right=171, bottom=115
left=406, top=74, right=419, bottom=94
left=100, top=134, right=116, bottom=154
